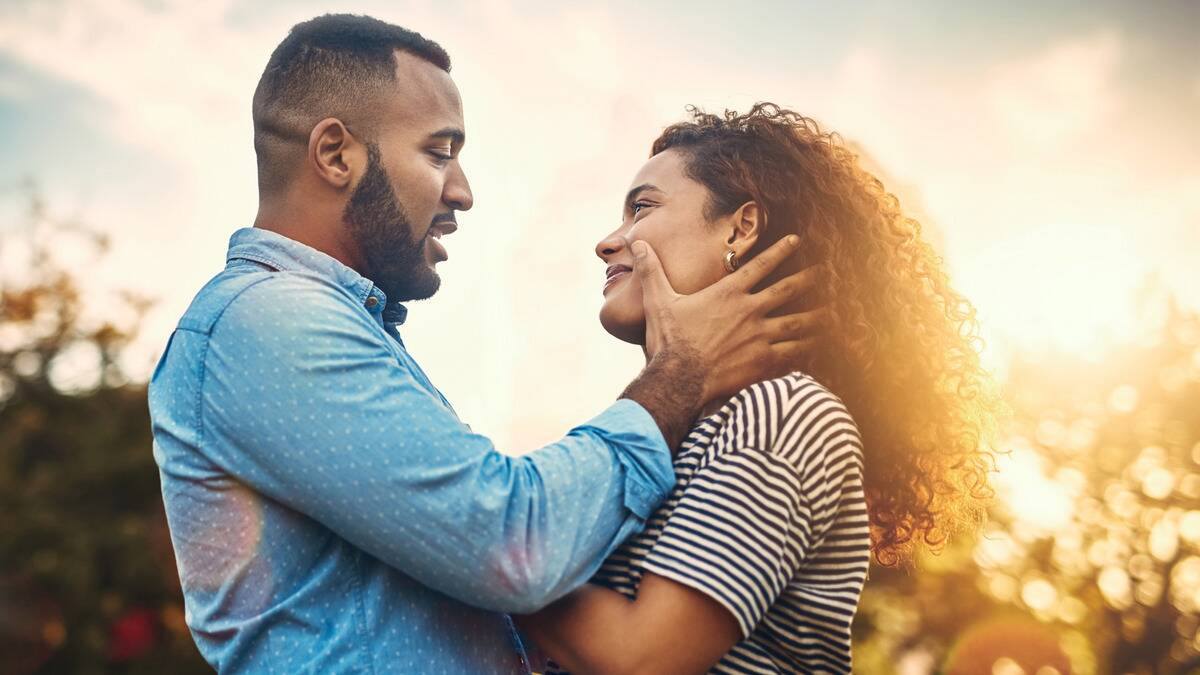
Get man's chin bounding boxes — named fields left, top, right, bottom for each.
left=397, top=271, right=441, bottom=302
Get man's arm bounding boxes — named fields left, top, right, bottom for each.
left=619, top=344, right=705, bottom=453
left=196, top=274, right=673, bottom=614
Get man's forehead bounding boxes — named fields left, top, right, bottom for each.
left=385, top=50, right=464, bottom=133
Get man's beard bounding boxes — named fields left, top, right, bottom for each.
left=342, top=143, right=440, bottom=303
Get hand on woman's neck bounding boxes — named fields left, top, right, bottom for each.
left=642, top=345, right=727, bottom=421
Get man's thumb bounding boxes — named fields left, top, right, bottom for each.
left=631, top=240, right=674, bottom=300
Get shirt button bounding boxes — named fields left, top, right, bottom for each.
left=365, top=296, right=379, bottom=309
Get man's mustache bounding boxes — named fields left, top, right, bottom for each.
left=431, top=213, right=457, bottom=227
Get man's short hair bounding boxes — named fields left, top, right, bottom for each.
left=252, top=14, right=450, bottom=194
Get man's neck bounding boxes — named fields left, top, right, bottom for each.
left=253, top=200, right=362, bottom=274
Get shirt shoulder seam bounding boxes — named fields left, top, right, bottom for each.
left=205, top=269, right=365, bottom=336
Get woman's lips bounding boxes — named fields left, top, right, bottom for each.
left=603, top=265, right=632, bottom=293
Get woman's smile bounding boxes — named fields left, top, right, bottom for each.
left=603, top=264, right=632, bottom=293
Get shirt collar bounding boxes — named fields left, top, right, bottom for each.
left=225, top=227, right=408, bottom=325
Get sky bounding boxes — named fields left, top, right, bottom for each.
left=1, top=0, right=1197, bottom=451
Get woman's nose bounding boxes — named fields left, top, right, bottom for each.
left=595, top=231, right=625, bottom=261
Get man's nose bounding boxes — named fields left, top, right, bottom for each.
left=444, top=162, right=473, bottom=211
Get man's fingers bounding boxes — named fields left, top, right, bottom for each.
left=630, top=240, right=676, bottom=302
left=764, top=307, right=829, bottom=341
left=755, top=266, right=823, bottom=311
left=770, top=337, right=821, bottom=367
left=729, top=234, right=801, bottom=291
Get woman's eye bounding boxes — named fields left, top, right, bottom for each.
left=632, top=202, right=652, bottom=216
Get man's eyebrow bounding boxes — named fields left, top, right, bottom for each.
left=624, top=183, right=662, bottom=213
left=428, top=127, right=465, bottom=145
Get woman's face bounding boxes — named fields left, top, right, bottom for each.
left=596, top=149, right=732, bottom=345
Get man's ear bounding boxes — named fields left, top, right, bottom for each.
left=725, top=201, right=762, bottom=257
left=307, top=118, right=363, bottom=190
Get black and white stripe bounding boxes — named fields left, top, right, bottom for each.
left=549, top=372, right=870, bottom=674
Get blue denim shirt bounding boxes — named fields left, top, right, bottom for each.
left=148, top=227, right=674, bottom=673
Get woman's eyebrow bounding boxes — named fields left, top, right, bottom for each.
left=623, top=183, right=663, bottom=212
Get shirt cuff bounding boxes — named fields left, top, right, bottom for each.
left=577, top=399, right=675, bottom=520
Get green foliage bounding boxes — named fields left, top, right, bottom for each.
left=0, top=187, right=208, bottom=673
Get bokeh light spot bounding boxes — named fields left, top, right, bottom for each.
left=993, top=657, right=1026, bottom=675
left=1098, top=566, right=1133, bottom=609
left=1021, top=578, right=1057, bottom=612
left=996, top=444, right=1074, bottom=536
left=1180, top=510, right=1200, bottom=544
left=1108, top=385, right=1138, bottom=413
left=1056, top=597, right=1088, bottom=625
left=1135, top=576, right=1164, bottom=606
left=1169, top=556, right=1200, bottom=613
left=1035, top=419, right=1067, bottom=448
left=1149, top=518, right=1180, bottom=561
left=989, top=574, right=1019, bottom=602
left=1142, top=467, right=1176, bottom=500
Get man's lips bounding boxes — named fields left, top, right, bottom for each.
left=604, top=264, right=632, bottom=292
left=427, top=215, right=456, bottom=262
left=429, top=215, right=457, bottom=239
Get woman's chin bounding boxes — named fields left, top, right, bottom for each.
left=599, top=308, right=646, bottom=346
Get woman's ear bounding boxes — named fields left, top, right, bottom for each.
left=725, top=201, right=762, bottom=257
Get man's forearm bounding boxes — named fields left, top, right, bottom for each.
left=621, top=345, right=706, bottom=451
left=516, top=584, right=644, bottom=675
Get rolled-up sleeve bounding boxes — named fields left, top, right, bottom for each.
left=199, top=273, right=674, bottom=613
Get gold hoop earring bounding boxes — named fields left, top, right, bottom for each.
left=723, top=249, right=740, bottom=273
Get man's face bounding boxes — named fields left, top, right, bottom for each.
left=344, top=50, right=472, bottom=302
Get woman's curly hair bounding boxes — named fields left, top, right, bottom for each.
left=652, top=103, right=1003, bottom=565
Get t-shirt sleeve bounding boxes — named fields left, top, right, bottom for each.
left=640, top=378, right=864, bottom=638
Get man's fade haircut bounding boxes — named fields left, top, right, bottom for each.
left=252, top=13, right=451, bottom=195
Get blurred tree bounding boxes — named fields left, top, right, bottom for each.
left=853, top=299, right=1200, bottom=674
left=0, top=184, right=208, bottom=673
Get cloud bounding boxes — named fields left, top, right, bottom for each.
left=0, top=69, right=33, bottom=102
left=0, top=0, right=258, bottom=164
left=985, top=31, right=1122, bottom=144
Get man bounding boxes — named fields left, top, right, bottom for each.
left=149, top=13, right=816, bottom=673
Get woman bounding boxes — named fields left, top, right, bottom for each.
left=515, top=103, right=1000, bottom=674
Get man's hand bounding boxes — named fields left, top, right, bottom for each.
left=637, top=235, right=822, bottom=402
left=621, top=235, right=824, bottom=450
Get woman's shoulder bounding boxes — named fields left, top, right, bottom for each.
left=710, top=371, right=862, bottom=471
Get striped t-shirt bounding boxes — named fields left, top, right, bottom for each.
left=547, top=372, right=871, bottom=674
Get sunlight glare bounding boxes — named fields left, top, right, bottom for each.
left=995, top=439, right=1075, bottom=536
left=961, top=223, right=1145, bottom=360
